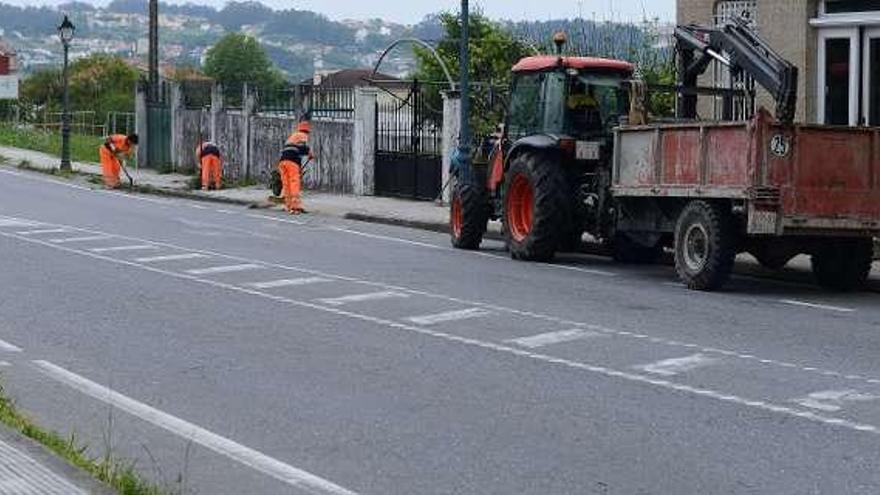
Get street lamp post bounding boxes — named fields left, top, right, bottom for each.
left=58, top=15, right=75, bottom=172
left=456, top=0, right=472, bottom=182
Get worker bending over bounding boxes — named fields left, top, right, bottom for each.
left=196, top=140, right=223, bottom=190
left=277, top=121, right=313, bottom=214
left=99, top=134, right=138, bottom=189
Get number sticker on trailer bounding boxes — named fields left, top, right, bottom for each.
left=576, top=141, right=601, bottom=161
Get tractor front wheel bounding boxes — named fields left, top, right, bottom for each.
left=450, top=179, right=489, bottom=250
left=503, top=152, right=568, bottom=261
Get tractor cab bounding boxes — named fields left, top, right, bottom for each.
left=506, top=56, right=634, bottom=142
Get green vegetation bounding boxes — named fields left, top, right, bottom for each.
left=203, top=33, right=285, bottom=92
left=0, top=125, right=104, bottom=164
left=0, top=383, right=165, bottom=495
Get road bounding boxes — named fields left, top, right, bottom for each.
left=0, top=166, right=879, bottom=494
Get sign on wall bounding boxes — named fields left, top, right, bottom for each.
left=0, top=75, right=18, bottom=100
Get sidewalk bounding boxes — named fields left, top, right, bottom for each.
left=1, top=144, right=877, bottom=288
left=0, top=424, right=113, bottom=494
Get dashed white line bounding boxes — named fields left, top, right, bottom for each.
left=31, top=360, right=359, bottom=494
left=90, top=245, right=158, bottom=253
left=0, top=338, right=23, bottom=353
left=248, top=277, right=331, bottom=289
left=48, top=235, right=111, bottom=244
left=635, top=354, right=718, bottom=376
left=406, top=308, right=493, bottom=325
left=780, top=299, right=855, bottom=313
left=319, top=291, right=409, bottom=306
left=15, top=228, right=68, bottom=236
left=0, top=218, right=40, bottom=228
left=9, top=230, right=880, bottom=436
left=134, top=253, right=207, bottom=263
left=185, top=264, right=263, bottom=275
left=246, top=214, right=306, bottom=225
left=793, top=389, right=880, bottom=412
left=507, top=328, right=605, bottom=348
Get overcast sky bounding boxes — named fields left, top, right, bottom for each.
left=12, top=0, right=676, bottom=24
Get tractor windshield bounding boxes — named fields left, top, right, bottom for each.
left=565, top=74, right=626, bottom=137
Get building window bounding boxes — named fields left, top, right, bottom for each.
left=714, top=0, right=757, bottom=27
left=825, top=0, right=880, bottom=14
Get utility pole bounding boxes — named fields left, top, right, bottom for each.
left=148, top=0, right=158, bottom=101
left=457, top=0, right=471, bottom=182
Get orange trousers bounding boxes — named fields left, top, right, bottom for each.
left=200, top=155, right=222, bottom=189
left=98, top=146, right=121, bottom=188
left=278, top=160, right=302, bottom=212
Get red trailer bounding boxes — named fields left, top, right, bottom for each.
left=613, top=109, right=880, bottom=290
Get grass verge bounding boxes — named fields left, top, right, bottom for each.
left=0, top=383, right=167, bottom=495
left=0, top=124, right=106, bottom=164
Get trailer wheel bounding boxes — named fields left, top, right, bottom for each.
left=612, top=233, right=663, bottom=264
left=674, top=201, right=736, bottom=291
left=503, top=152, right=568, bottom=261
left=450, top=179, right=489, bottom=250
left=811, top=238, right=873, bottom=291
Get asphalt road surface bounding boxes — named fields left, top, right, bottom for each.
left=1, top=167, right=879, bottom=495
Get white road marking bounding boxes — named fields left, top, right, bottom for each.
left=185, top=264, right=263, bottom=275
left=0, top=338, right=23, bottom=352
left=780, top=299, right=855, bottom=313
left=0, top=361, right=9, bottom=367
left=16, top=228, right=69, bottom=235
left=8, top=230, right=880, bottom=436
left=6, top=217, right=880, bottom=390
left=406, top=308, right=492, bottom=325
left=507, top=328, right=605, bottom=348
left=134, top=253, right=207, bottom=263
left=190, top=204, right=208, bottom=209
left=31, top=360, right=359, bottom=494
left=246, top=214, right=306, bottom=226
left=319, top=291, right=409, bottom=306
left=635, top=354, right=718, bottom=376
left=248, top=277, right=331, bottom=289
left=0, top=218, right=40, bottom=228
left=89, top=245, right=158, bottom=253
left=793, top=389, right=880, bottom=412
left=48, top=235, right=111, bottom=244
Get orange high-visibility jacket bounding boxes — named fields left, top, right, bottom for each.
left=105, top=135, right=133, bottom=157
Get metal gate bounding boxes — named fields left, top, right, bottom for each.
left=375, top=81, right=443, bottom=200
left=146, top=82, right=171, bottom=169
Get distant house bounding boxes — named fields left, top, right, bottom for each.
left=0, top=40, right=17, bottom=76
left=309, top=68, right=408, bottom=91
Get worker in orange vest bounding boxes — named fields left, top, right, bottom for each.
left=277, top=121, right=313, bottom=214
left=195, top=140, right=222, bottom=190
left=99, top=134, right=138, bottom=189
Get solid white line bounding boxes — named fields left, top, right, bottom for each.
left=318, top=291, right=409, bottom=306
left=89, top=245, right=158, bottom=253
left=507, top=328, right=605, bottom=348
left=246, top=214, right=306, bottom=225
left=327, top=226, right=446, bottom=250
left=0, top=338, right=23, bottom=353
left=8, top=230, right=880, bottom=436
left=48, top=235, right=111, bottom=244
left=15, top=228, right=68, bottom=235
left=406, top=308, right=492, bottom=325
left=185, top=264, right=263, bottom=275
left=0, top=219, right=40, bottom=228
left=248, top=277, right=331, bottom=289
left=780, top=299, right=855, bottom=313
left=134, top=253, right=207, bottom=263
left=31, top=360, right=358, bottom=494
left=635, top=354, right=718, bottom=376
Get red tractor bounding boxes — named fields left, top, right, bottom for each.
left=450, top=53, right=639, bottom=261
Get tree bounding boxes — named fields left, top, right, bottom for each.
left=413, top=11, right=531, bottom=139
left=203, top=33, right=285, bottom=92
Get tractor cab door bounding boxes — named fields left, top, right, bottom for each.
left=505, top=71, right=566, bottom=142
left=563, top=72, right=628, bottom=139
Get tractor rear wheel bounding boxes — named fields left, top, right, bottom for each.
left=450, top=179, right=489, bottom=250
left=674, top=201, right=736, bottom=291
left=811, top=238, right=873, bottom=291
left=503, top=152, right=568, bottom=261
